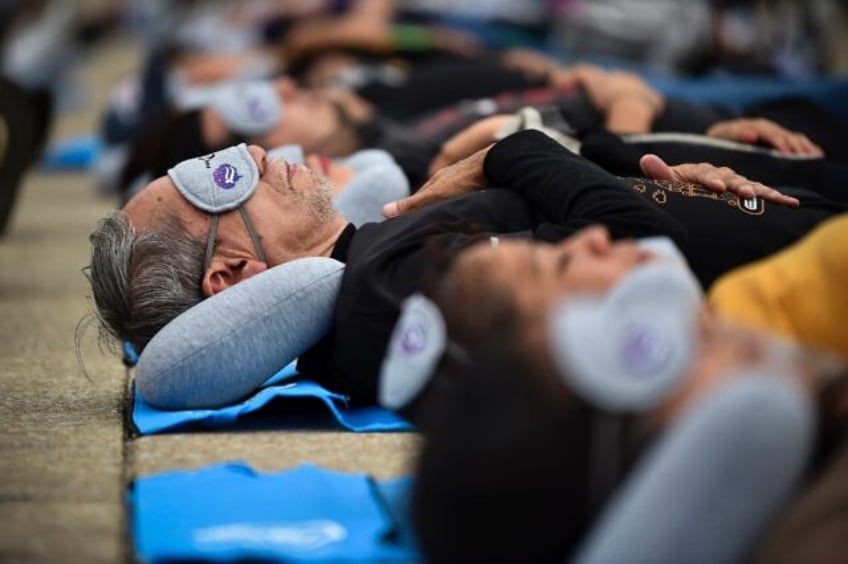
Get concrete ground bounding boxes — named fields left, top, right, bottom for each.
left=0, top=36, right=418, bottom=563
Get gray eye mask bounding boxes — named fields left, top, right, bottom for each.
left=209, top=80, right=283, bottom=137
left=267, top=144, right=304, bottom=164
left=167, top=143, right=267, bottom=272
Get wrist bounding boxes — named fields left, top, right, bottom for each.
left=606, top=98, right=660, bottom=134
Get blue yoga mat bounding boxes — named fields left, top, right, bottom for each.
left=40, top=134, right=103, bottom=170
left=132, top=362, right=414, bottom=435
left=131, top=462, right=420, bottom=563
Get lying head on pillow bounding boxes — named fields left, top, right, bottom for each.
left=135, top=257, right=345, bottom=410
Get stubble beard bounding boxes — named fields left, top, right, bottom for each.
left=270, top=158, right=339, bottom=224
left=295, top=169, right=337, bottom=224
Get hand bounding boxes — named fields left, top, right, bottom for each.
left=384, top=145, right=491, bottom=218
left=640, top=154, right=800, bottom=208
left=572, top=64, right=663, bottom=115
left=570, top=64, right=664, bottom=133
left=428, top=115, right=511, bottom=176
left=706, top=118, right=824, bottom=157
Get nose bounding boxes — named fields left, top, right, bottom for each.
left=246, top=144, right=268, bottom=176
left=570, top=225, right=612, bottom=255
left=276, top=76, right=299, bottom=102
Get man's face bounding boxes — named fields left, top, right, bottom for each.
left=254, top=78, right=342, bottom=152
left=124, top=144, right=344, bottom=288
left=455, top=226, right=657, bottom=321
left=304, top=153, right=354, bottom=195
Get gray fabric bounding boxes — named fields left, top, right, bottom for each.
left=378, top=293, right=447, bottom=409
left=549, top=261, right=703, bottom=412
left=267, top=144, right=304, bottom=164
left=333, top=150, right=410, bottom=227
left=209, top=80, right=282, bottom=137
left=168, top=143, right=259, bottom=213
left=575, top=373, right=814, bottom=564
left=135, top=257, right=345, bottom=409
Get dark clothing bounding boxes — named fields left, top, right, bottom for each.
left=298, top=130, right=843, bottom=404
left=356, top=55, right=544, bottom=122
left=364, top=87, right=572, bottom=189
left=367, top=89, right=848, bottom=190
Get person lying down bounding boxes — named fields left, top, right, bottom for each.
left=401, top=232, right=847, bottom=563
left=85, top=130, right=843, bottom=415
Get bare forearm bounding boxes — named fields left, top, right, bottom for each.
left=606, top=98, right=660, bottom=134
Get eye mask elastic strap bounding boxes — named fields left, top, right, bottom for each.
left=238, top=206, right=268, bottom=264
left=203, top=214, right=219, bottom=277
left=201, top=208, right=268, bottom=279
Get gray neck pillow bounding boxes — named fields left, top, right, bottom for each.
left=135, top=257, right=345, bottom=410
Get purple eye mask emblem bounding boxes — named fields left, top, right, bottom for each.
left=247, top=95, right=270, bottom=121
left=213, top=163, right=243, bottom=190
left=621, top=323, right=672, bottom=378
left=379, top=293, right=447, bottom=409
left=400, top=322, right=427, bottom=355
left=168, top=143, right=259, bottom=213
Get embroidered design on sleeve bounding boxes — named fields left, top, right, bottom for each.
left=633, top=180, right=765, bottom=216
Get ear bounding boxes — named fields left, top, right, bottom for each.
left=201, top=257, right=268, bottom=297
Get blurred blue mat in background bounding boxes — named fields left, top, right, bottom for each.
left=131, top=462, right=420, bottom=563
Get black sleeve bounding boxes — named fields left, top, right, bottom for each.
left=358, top=57, right=541, bottom=122
left=482, top=130, right=687, bottom=244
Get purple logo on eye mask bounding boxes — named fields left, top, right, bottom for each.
left=247, top=95, right=270, bottom=121
left=622, top=324, right=670, bottom=378
left=212, top=164, right=243, bottom=189
left=399, top=322, right=427, bottom=355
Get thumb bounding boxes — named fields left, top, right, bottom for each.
left=640, top=153, right=674, bottom=181
left=382, top=196, right=414, bottom=219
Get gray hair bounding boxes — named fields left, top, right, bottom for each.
left=85, top=210, right=206, bottom=352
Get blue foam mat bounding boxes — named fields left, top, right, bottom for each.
left=131, top=462, right=421, bottom=563
left=39, top=134, right=103, bottom=170
left=132, top=362, right=414, bottom=434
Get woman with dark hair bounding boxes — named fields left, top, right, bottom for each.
left=408, top=224, right=848, bottom=563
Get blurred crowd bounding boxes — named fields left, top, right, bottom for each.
left=3, top=2, right=848, bottom=563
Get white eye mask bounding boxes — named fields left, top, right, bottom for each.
left=209, top=80, right=283, bottom=137
left=548, top=244, right=704, bottom=412
left=167, top=143, right=267, bottom=272
left=379, top=293, right=449, bottom=410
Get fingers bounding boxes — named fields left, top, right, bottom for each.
left=751, top=120, right=818, bottom=155
left=381, top=199, right=405, bottom=219
left=639, top=154, right=674, bottom=181
left=752, top=184, right=800, bottom=208
left=708, top=119, right=825, bottom=157
left=764, top=128, right=824, bottom=157
left=668, top=162, right=799, bottom=208
left=382, top=170, right=454, bottom=218
left=383, top=192, right=426, bottom=218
